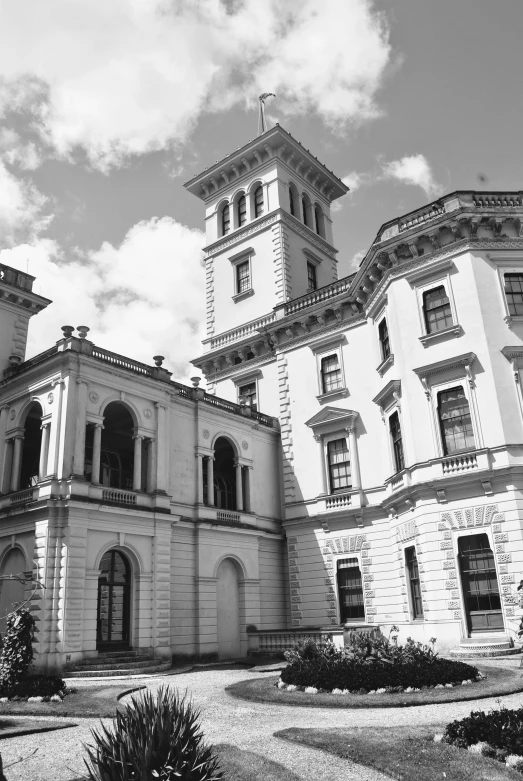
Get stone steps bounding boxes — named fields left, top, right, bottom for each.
left=449, top=635, right=522, bottom=658
left=63, top=650, right=172, bottom=678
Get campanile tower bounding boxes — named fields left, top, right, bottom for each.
left=187, top=125, right=348, bottom=407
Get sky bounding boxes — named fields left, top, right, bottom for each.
left=0, top=0, right=522, bottom=383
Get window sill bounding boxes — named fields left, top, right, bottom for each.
left=232, top=288, right=254, bottom=303
left=376, top=353, right=394, bottom=377
left=419, top=323, right=462, bottom=347
left=316, top=387, right=349, bottom=403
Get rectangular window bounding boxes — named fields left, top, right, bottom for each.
left=236, top=261, right=250, bottom=294
left=389, top=411, right=405, bottom=473
left=307, top=261, right=317, bottom=291
left=423, top=285, right=453, bottom=333
left=238, top=381, right=257, bottom=411
left=378, top=318, right=390, bottom=360
left=406, top=547, right=423, bottom=619
left=327, top=438, right=351, bottom=493
left=321, top=354, right=342, bottom=394
left=437, top=386, right=475, bottom=454
left=337, top=558, right=365, bottom=621
left=504, top=273, right=523, bottom=316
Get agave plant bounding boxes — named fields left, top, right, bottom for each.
left=84, top=685, right=223, bottom=781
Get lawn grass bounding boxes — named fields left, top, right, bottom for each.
left=0, top=717, right=75, bottom=739
left=0, top=684, right=145, bottom=717
left=276, top=726, right=523, bottom=780
left=226, top=665, right=523, bottom=708
left=214, top=743, right=301, bottom=781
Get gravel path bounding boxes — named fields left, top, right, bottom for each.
left=1, top=657, right=522, bottom=781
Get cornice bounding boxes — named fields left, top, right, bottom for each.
left=413, top=351, right=476, bottom=380
left=202, top=352, right=276, bottom=382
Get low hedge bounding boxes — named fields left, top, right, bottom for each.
left=280, top=656, right=479, bottom=692
left=445, top=706, right=523, bottom=758
left=0, top=674, right=66, bottom=699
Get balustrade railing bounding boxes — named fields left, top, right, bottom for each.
left=102, top=489, right=137, bottom=505
left=9, top=489, right=34, bottom=506
left=441, top=452, right=478, bottom=474
left=217, top=510, right=240, bottom=524
left=92, top=348, right=154, bottom=377
left=254, top=630, right=333, bottom=653
left=398, top=203, right=445, bottom=232
left=472, top=193, right=523, bottom=208
left=209, top=313, right=276, bottom=350
left=283, top=274, right=355, bottom=316
left=390, top=473, right=405, bottom=492
left=326, top=492, right=352, bottom=510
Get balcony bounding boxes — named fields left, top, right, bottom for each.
left=433, top=448, right=490, bottom=479
left=197, top=504, right=256, bottom=527
left=325, top=491, right=352, bottom=510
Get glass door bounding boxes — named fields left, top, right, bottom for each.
left=97, top=550, right=131, bottom=649
left=458, top=534, right=503, bottom=634
left=337, top=558, right=365, bottom=622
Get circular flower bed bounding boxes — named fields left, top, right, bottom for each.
left=0, top=674, right=67, bottom=703
left=277, top=673, right=481, bottom=696
left=280, top=634, right=480, bottom=694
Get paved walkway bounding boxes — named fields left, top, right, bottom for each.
left=1, top=658, right=522, bottom=780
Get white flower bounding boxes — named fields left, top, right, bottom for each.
left=445, top=683, right=453, bottom=688
left=28, top=696, right=43, bottom=702
left=277, top=680, right=286, bottom=690
left=435, top=684, right=444, bottom=689
left=506, top=755, right=523, bottom=769
left=404, top=687, right=413, bottom=693
left=461, top=680, right=469, bottom=685
left=468, top=742, right=491, bottom=755
left=331, top=688, right=344, bottom=694
left=433, top=734, right=444, bottom=743
left=376, top=688, right=387, bottom=694
left=368, top=690, right=377, bottom=695
left=341, top=689, right=350, bottom=695
left=50, top=694, right=62, bottom=702
left=304, top=687, right=318, bottom=694
left=0, top=697, right=8, bottom=703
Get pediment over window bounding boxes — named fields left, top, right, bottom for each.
left=305, top=406, right=359, bottom=436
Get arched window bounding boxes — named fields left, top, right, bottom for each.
left=97, top=549, right=131, bottom=648
left=213, top=437, right=237, bottom=510
left=85, top=402, right=139, bottom=489
left=221, top=204, right=230, bottom=236
left=314, top=204, right=325, bottom=237
left=237, top=194, right=247, bottom=227
left=302, top=194, right=311, bottom=228
left=254, top=186, right=264, bottom=218
left=289, top=187, right=295, bottom=216
left=20, top=402, right=43, bottom=489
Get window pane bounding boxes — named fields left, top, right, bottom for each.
left=254, top=186, right=264, bottom=218
left=328, top=438, right=351, bottom=493
left=321, top=354, right=342, bottom=393
left=438, top=386, right=475, bottom=454
left=406, top=546, right=423, bottom=619
left=222, top=204, right=230, bottom=235
left=505, top=274, right=523, bottom=316
left=423, top=286, right=453, bottom=333
left=378, top=318, right=390, bottom=359
left=389, top=411, right=405, bottom=472
left=239, top=382, right=257, bottom=411
left=307, top=262, right=317, bottom=291
left=238, top=195, right=246, bottom=226
left=236, top=261, right=250, bottom=293
left=337, top=563, right=364, bottom=620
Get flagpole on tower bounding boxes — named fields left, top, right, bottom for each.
left=258, top=93, right=276, bottom=135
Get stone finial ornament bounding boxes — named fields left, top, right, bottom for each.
left=61, top=325, right=74, bottom=338
left=153, top=355, right=164, bottom=367
left=77, top=325, right=90, bottom=339
left=190, top=376, right=201, bottom=388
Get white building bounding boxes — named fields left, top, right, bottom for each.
left=1, top=124, right=523, bottom=673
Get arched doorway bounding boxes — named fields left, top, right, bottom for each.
left=216, top=558, right=241, bottom=659
left=213, top=437, right=236, bottom=510
left=0, top=548, right=26, bottom=636
left=97, top=550, right=131, bottom=649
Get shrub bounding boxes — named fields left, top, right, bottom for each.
left=0, top=674, right=66, bottom=699
left=84, top=685, right=223, bottom=781
left=445, top=706, right=523, bottom=758
left=0, top=608, right=35, bottom=691
left=281, top=637, right=479, bottom=692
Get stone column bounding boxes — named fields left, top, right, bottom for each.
left=1, top=439, right=13, bottom=494
left=234, top=460, right=243, bottom=512
left=206, top=456, right=214, bottom=506
left=91, top=424, right=103, bottom=485
left=10, top=435, right=24, bottom=492
left=196, top=453, right=204, bottom=504
left=0, top=405, right=10, bottom=494
left=244, top=466, right=253, bottom=513
left=347, top=425, right=361, bottom=490
left=133, top=435, right=143, bottom=491
left=72, top=379, right=89, bottom=477
left=155, top=403, right=168, bottom=493
left=146, top=438, right=155, bottom=492
left=38, top=422, right=51, bottom=481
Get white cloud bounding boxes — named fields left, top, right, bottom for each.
left=0, top=161, right=51, bottom=244
left=381, top=154, right=442, bottom=198
left=342, top=171, right=365, bottom=193
left=0, top=218, right=206, bottom=384
left=0, top=0, right=393, bottom=169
